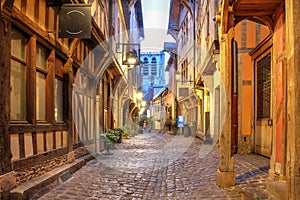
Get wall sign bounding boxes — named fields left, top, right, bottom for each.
left=59, top=4, right=91, bottom=38
left=177, top=115, right=184, bottom=127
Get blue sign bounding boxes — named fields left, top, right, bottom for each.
left=177, top=116, right=184, bottom=127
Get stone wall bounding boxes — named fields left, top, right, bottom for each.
left=14, top=154, right=69, bottom=184
left=74, top=146, right=91, bottom=159
left=13, top=146, right=90, bottom=184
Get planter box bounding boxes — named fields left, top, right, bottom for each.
left=189, top=125, right=197, bottom=137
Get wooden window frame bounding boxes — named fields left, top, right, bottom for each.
left=250, top=35, right=273, bottom=121
left=10, top=27, right=28, bottom=123
left=256, top=53, right=271, bottom=119
left=36, top=44, right=49, bottom=123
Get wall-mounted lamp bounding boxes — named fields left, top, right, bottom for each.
left=124, top=50, right=139, bottom=65
left=116, top=43, right=140, bottom=67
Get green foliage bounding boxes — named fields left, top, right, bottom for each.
left=147, top=116, right=153, bottom=124
left=105, top=129, right=120, bottom=143
left=113, top=128, right=124, bottom=143
left=174, top=117, right=178, bottom=126
left=105, top=127, right=133, bottom=143
left=122, top=126, right=132, bottom=139
left=105, top=128, right=124, bottom=143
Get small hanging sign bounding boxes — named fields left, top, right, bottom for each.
left=59, top=4, right=91, bottom=38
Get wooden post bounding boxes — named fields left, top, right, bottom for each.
left=63, top=58, right=75, bottom=158
left=0, top=1, right=17, bottom=199
left=27, top=36, right=36, bottom=124
left=216, top=0, right=236, bottom=187
left=217, top=30, right=236, bottom=188
left=46, top=50, right=55, bottom=124
left=0, top=0, right=14, bottom=175
left=286, top=0, right=300, bottom=199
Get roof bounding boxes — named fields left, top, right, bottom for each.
left=163, top=42, right=177, bottom=54
left=167, top=0, right=180, bottom=34
left=122, top=0, right=144, bottom=38
left=153, top=86, right=168, bottom=100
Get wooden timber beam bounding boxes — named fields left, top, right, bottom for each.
left=0, top=0, right=15, bottom=175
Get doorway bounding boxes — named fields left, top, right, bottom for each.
left=254, top=52, right=272, bottom=157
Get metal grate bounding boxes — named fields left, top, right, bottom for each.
left=257, top=54, right=271, bottom=118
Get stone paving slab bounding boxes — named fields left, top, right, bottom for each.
left=39, top=132, right=276, bottom=200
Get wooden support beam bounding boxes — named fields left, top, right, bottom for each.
left=217, top=29, right=236, bottom=188
left=286, top=0, right=300, bottom=199
left=217, top=0, right=236, bottom=186
left=46, top=50, right=55, bottom=123
left=0, top=0, right=14, bottom=175
left=26, top=36, right=37, bottom=124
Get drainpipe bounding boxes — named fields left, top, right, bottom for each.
left=193, top=0, right=196, bottom=87
left=232, top=39, right=238, bottom=154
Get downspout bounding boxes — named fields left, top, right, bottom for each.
left=193, top=0, right=196, bottom=87
left=232, top=39, right=238, bottom=154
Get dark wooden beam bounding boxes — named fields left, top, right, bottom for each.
left=19, top=133, right=25, bottom=159
left=0, top=0, right=14, bottom=175
left=26, top=36, right=36, bottom=124
left=234, top=11, right=276, bottom=17
left=46, top=50, right=55, bottom=123
left=9, top=124, right=68, bottom=133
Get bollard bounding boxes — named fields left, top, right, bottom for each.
left=100, top=134, right=113, bottom=155
left=105, top=141, right=111, bottom=154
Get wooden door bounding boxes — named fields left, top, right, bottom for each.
left=255, top=53, right=272, bottom=157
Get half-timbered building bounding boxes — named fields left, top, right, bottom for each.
left=0, top=0, right=143, bottom=198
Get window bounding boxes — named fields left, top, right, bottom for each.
left=79, top=73, right=87, bottom=88
left=88, top=51, right=95, bottom=73
left=55, top=78, right=64, bottom=121
left=10, top=28, right=27, bottom=120
left=36, top=45, right=47, bottom=121
left=143, top=57, right=149, bottom=63
left=257, top=54, right=271, bottom=118
left=151, top=57, right=157, bottom=63
left=151, top=66, right=157, bottom=75
left=185, top=18, right=189, bottom=42
left=207, top=11, right=210, bottom=37
left=143, top=65, right=149, bottom=75
left=91, top=0, right=104, bottom=32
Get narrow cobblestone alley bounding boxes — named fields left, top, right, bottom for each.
left=39, top=133, right=276, bottom=200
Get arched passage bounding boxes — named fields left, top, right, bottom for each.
left=217, top=0, right=292, bottom=194
left=233, top=19, right=271, bottom=157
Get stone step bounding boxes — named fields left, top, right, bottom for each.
left=10, top=154, right=95, bottom=200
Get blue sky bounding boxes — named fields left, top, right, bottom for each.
left=141, top=0, right=175, bottom=51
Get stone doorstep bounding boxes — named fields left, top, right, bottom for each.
left=10, top=153, right=95, bottom=200
left=266, top=180, right=286, bottom=200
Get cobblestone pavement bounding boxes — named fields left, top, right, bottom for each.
left=39, top=132, right=276, bottom=200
